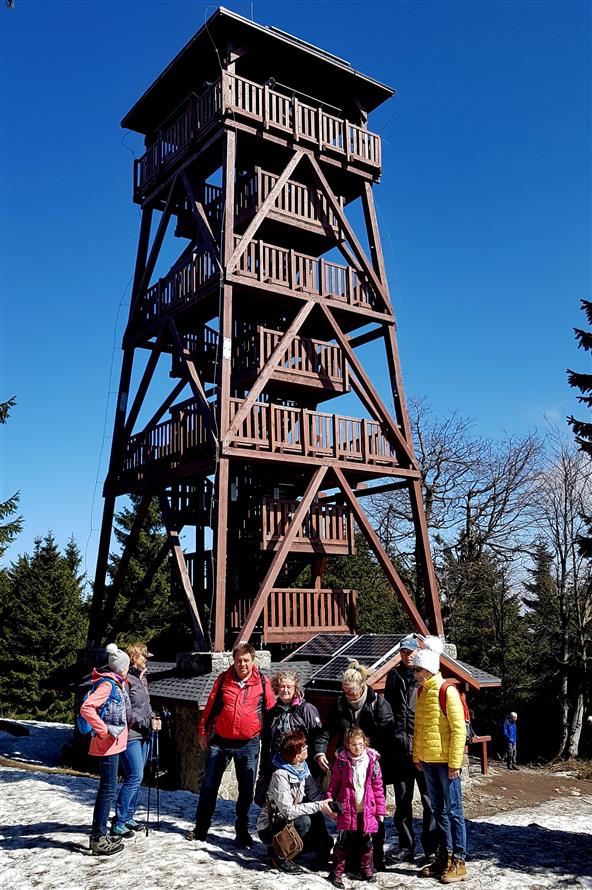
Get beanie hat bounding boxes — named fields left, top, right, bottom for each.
left=400, top=633, right=419, bottom=651
left=106, top=642, right=130, bottom=675
left=414, top=636, right=443, bottom=674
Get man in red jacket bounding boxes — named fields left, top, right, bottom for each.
left=187, top=641, right=276, bottom=846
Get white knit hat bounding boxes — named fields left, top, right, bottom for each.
left=106, top=642, right=130, bottom=675
left=415, top=636, right=444, bottom=674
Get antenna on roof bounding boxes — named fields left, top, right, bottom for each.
left=250, top=2, right=254, bottom=22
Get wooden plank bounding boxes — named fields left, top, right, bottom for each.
left=222, top=300, right=315, bottom=445
left=347, top=326, right=384, bottom=349
left=226, top=149, right=304, bottom=273
left=237, top=466, right=328, bottom=642
left=159, top=494, right=207, bottom=649
left=333, top=467, right=429, bottom=634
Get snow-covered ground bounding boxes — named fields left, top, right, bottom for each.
left=1, top=723, right=591, bottom=890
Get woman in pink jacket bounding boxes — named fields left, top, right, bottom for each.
left=326, top=727, right=386, bottom=887
left=79, top=643, right=132, bottom=855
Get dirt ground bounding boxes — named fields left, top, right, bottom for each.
left=461, top=757, right=592, bottom=819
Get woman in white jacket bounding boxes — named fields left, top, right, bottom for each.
left=257, top=730, right=335, bottom=873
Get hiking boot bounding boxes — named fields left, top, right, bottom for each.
left=361, top=875, right=377, bottom=883
left=389, top=847, right=414, bottom=863
left=440, top=858, right=467, bottom=883
left=422, top=851, right=451, bottom=878
left=90, top=835, right=124, bottom=856
left=186, top=827, right=208, bottom=841
left=234, top=829, right=254, bottom=847
left=111, top=824, right=134, bottom=839
left=328, top=873, right=345, bottom=889
left=270, top=853, right=303, bottom=873
left=511, top=765, right=519, bottom=771
left=125, top=819, right=144, bottom=832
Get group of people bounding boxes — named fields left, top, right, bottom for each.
left=81, top=633, right=518, bottom=884
left=186, top=634, right=470, bottom=885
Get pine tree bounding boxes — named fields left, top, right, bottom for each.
left=567, top=299, right=592, bottom=557
left=0, top=534, right=88, bottom=721
left=0, top=397, right=23, bottom=558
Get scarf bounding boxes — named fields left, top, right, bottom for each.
left=272, top=752, right=310, bottom=781
left=348, top=750, right=369, bottom=812
left=275, top=701, right=292, bottom=736
left=347, top=686, right=368, bottom=720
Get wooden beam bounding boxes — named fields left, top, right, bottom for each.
left=96, top=494, right=152, bottom=642
left=213, top=456, right=230, bottom=651
left=108, top=539, right=170, bottom=638
left=123, top=332, right=165, bottom=439
left=361, top=181, right=389, bottom=290
left=159, top=494, right=207, bottom=649
left=237, top=466, right=328, bottom=642
left=333, top=467, right=429, bottom=634
left=143, top=380, right=187, bottom=433
left=409, top=478, right=444, bottom=636
left=87, top=494, right=117, bottom=646
left=168, top=319, right=216, bottom=443
left=180, top=171, right=221, bottom=268
left=222, top=300, right=315, bottom=446
left=318, top=479, right=409, bottom=502
left=226, top=149, right=304, bottom=273
left=129, top=177, right=178, bottom=321
left=305, top=155, right=391, bottom=313
left=320, top=303, right=417, bottom=467
left=347, top=327, right=384, bottom=349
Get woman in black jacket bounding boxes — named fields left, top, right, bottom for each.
left=112, top=642, right=161, bottom=836
left=313, top=660, right=395, bottom=871
left=255, top=669, right=332, bottom=863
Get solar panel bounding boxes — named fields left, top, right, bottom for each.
left=308, top=654, right=377, bottom=683
left=342, top=635, right=404, bottom=661
left=284, top=633, right=354, bottom=661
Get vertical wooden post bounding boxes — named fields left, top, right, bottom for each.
left=213, top=126, right=236, bottom=652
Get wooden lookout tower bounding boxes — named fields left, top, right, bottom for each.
left=87, top=7, right=444, bottom=654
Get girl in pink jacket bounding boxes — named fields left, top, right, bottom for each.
left=79, top=643, right=132, bottom=856
left=326, top=727, right=386, bottom=887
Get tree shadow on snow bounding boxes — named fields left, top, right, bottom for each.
left=466, top=819, right=592, bottom=878
left=0, top=821, right=90, bottom=854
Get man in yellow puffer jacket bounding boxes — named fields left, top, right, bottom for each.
left=412, top=637, right=467, bottom=884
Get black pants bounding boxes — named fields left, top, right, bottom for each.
left=392, top=763, right=437, bottom=855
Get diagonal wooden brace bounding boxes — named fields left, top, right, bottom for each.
left=169, top=319, right=217, bottom=444
left=237, top=465, right=328, bottom=643
left=129, top=177, right=178, bottom=322
left=304, top=156, right=391, bottom=314
left=159, top=493, right=207, bottom=649
left=226, top=149, right=304, bottom=273
left=180, top=171, right=222, bottom=270
left=320, top=303, right=417, bottom=468
left=223, top=300, right=316, bottom=446
left=333, top=467, right=429, bottom=634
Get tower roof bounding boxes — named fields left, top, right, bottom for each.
left=122, top=6, right=394, bottom=135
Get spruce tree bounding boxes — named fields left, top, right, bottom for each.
left=567, top=299, right=592, bottom=556
left=0, top=534, right=88, bottom=721
left=0, top=397, right=23, bottom=558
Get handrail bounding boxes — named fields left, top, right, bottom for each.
left=230, top=587, right=357, bottom=640
left=233, top=324, right=346, bottom=385
left=262, top=497, right=353, bottom=548
left=133, top=74, right=381, bottom=197
left=232, top=236, right=377, bottom=309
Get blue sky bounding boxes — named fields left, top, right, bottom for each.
left=1, top=0, right=590, bottom=579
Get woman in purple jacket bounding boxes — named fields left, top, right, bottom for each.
left=326, top=727, right=386, bottom=887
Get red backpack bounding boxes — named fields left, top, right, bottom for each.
left=419, top=680, right=474, bottom=743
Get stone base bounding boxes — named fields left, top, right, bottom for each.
left=176, top=650, right=272, bottom=676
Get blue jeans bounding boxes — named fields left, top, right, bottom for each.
left=115, top=739, right=149, bottom=827
left=194, top=736, right=260, bottom=836
left=421, top=763, right=466, bottom=859
left=91, top=753, right=120, bottom=839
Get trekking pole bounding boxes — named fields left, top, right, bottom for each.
left=155, top=730, right=160, bottom=831
left=145, top=731, right=154, bottom=837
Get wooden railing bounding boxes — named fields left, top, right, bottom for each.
left=234, top=325, right=347, bottom=389
left=167, top=479, right=212, bottom=517
left=171, top=325, right=218, bottom=378
left=139, top=248, right=218, bottom=326
left=232, top=236, right=377, bottom=309
left=230, top=588, right=357, bottom=642
left=123, top=404, right=210, bottom=475
left=262, top=497, right=354, bottom=553
left=225, top=73, right=381, bottom=170
left=134, top=73, right=381, bottom=198
left=228, top=398, right=398, bottom=467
